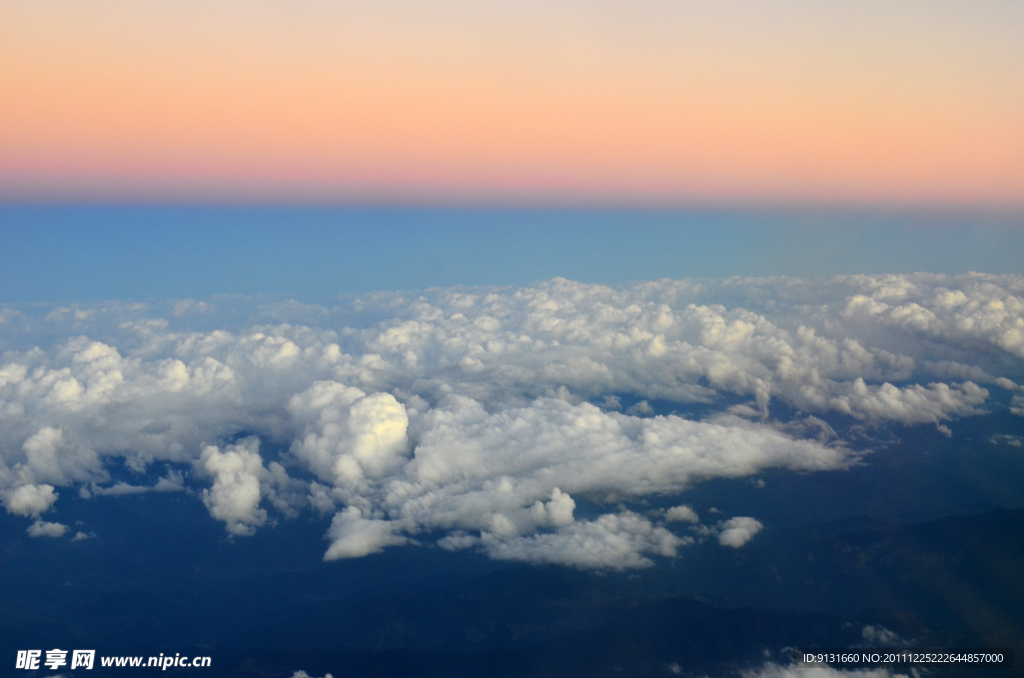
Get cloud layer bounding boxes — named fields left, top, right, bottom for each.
left=1, top=274, right=1021, bottom=568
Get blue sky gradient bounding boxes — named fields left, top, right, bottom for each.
left=2, top=205, right=1022, bottom=303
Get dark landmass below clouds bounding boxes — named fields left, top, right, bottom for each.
left=1, top=489, right=1021, bottom=677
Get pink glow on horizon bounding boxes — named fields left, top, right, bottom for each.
left=2, top=1, right=1023, bottom=205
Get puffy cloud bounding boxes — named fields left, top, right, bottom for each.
left=717, top=517, right=764, bottom=548
left=21, top=426, right=104, bottom=486
left=310, top=397, right=836, bottom=568
left=841, top=276, right=1024, bottom=360
left=323, top=507, right=407, bottom=560
left=532, top=488, right=576, bottom=528
left=27, top=519, right=68, bottom=538
left=2, top=483, right=59, bottom=517
left=288, top=382, right=409, bottom=488
left=365, top=398, right=839, bottom=562
left=665, top=505, right=699, bottom=523
left=0, top=274, right=1022, bottom=567
left=404, top=398, right=842, bottom=504
left=824, top=379, right=987, bottom=425
left=480, top=511, right=686, bottom=570
left=198, top=439, right=269, bottom=536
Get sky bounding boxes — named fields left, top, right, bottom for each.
left=1, top=206, right=1023, bottom=304
left=2, top=0, right=1023, bottom=206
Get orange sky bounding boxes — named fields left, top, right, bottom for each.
left=2, top=0, right=1023, bottom=205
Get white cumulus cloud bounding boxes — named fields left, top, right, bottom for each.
left=0, top=274, right=1021, bottom=568
left=717, top=517, right=764, bottom=548
left=288, top=382, right=410, bottom=489
left=665, top=505, right=699, bottom=523
left=481, top=511, right=687, bottom=570
left=198, top=439, right=269, bottom=536
left=2, top=483, right=59, bottom=517
left=27, top=519, right=68, bottom=538
left=323, top=506, right=407, bottom=560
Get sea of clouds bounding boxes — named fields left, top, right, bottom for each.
left=1, top=274, right=1022, bottom=568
